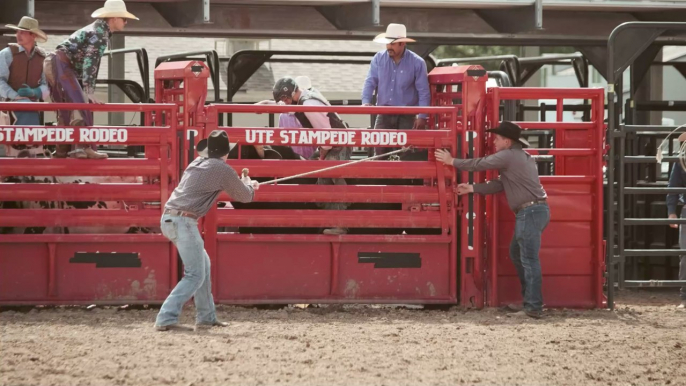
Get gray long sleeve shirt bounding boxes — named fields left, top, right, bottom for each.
left=165, top=157, right=255, bottom=217
left=451, top=144, right=547, bottom=211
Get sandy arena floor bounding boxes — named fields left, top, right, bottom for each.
left=1, top=290, right=685, bottom=386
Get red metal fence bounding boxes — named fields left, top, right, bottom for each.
left=202, top=104, right=462, bottom=304
left=0, top=102, right=178, bottom=305
left=0, top=62, right=606, bottom=308
left=485, top=88, right=606, bottom=308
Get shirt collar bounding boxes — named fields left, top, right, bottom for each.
left=386, top=48, right=408, bottom=63
left=16, top=44, right=38, bottom=56
left=94, top=18, right=112, bottom=38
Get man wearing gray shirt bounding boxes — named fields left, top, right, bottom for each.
left=155, top=130, right=259, bottom=331
left=435, top=121, right=549, bottom=319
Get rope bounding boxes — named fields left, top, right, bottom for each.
left=655, top=123, right=686, bottom=169
left=241, top=147, right=413, bottom=186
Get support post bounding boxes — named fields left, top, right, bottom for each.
left=108, top=34, right=125, bottom=125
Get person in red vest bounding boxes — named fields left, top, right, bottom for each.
left=44, top=0, right=138, bottom=159
left=0, top=17, right=49, bottom=157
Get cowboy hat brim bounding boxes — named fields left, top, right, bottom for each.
left=486, top=128, right=531, bottom=148
left=91, top=8, right=139, bottom=20
left=373, top=33, right=416, bottom=44
left=5, top=24, right=47, bottom=43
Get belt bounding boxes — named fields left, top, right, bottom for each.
left=514, top=199, right=547, bottom=214
left=163, top=208, right=199, bottom=219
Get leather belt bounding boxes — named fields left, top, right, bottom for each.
left=514, top=199, right=547, bottom=214
left=163, top=208, right=199, bottom=220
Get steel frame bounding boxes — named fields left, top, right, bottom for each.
left=0, top=102, right=178, bottom=305
left=607, top=22, right=686, bottom=309
left=485, top=87, right=606, bottom=308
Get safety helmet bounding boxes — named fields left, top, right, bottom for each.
left=273, top=77, right=298, bottom=102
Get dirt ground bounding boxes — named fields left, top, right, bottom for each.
left=1, top=290, right=685, bottom=386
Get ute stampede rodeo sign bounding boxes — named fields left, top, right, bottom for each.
left=245, top=129, right=408, bottom=147
left=0, top=127, right=128, bottom=143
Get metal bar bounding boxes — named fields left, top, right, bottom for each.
left=635, top=101, right=686, bottom=111
left=0, top=102, right=174, bottom=112
left=103, top=48, right=151, bottom=100
left=220, top=50, right=377, bottom=60
left=624, top=218, right=686, bottom=225
left=0, top=234, right=167, bottom=243
left=594, top=92, right=605, bottom=308
left=227, top=160, right=443, bottom=179
left=202, top=0, right=210, bottom=23
left=623, top=125, right=686, bottom=132
left=258, top=58, right=372, bottom=65
left=494, top=87, right=604, bottom=100
left=0, top=183, right=161, bottom=201
left=525, top=149, right=596, bottom=156
left=520, top=105, right=593, bottom=112
left=624, top=280, right=686, bottom=287
left=624, top=249, right=686, bottom=256
left=213, top=233, right=451, bottom=243
left=211, top=104, right=456, bottom=115
left=535, top=0, right=543, bottom=29
left=258, top=148, right=410, bottom=185
left=624, top=187, right=686, bottom=194
left=0, top=159, right=170, bottom=176
left=624, top=156, right=679, bottom=163
left=0, top=210, right=162, bottom=227
left=517, top=122, right=596, bottom=130
left=618, top=105, right=626, bottom=290
left=215, top=210, right=442, bottom=228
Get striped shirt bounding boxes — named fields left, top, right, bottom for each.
left=165, top=157, right=255, bottom=217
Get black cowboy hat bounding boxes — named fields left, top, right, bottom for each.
left=485, top=121, right=530, bottom=148
left=196, top=130, right=231, bottom=158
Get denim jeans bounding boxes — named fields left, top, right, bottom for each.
left=679, top=208, right=686, bottom=300
left=13, top=99, right=40, bottom=126
left=509, top=203, right=550, bottom=312
left=373, top=114, right=415, bottom=157
left=155, top=214, right=218, bottom=326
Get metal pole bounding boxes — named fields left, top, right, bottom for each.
left=534, top=0, right=543, bottom=30
left=371, top=0, right=380, bottom=27
left=203, top=0, right=210, bottom=23
left=607, top=45, right=616, bottom=310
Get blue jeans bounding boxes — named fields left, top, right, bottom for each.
left=509, top=203, right=550, bottom=312
left=155, top=214, right=218, bottom=326
left=13, top=99, right=40, bottom=126
left=373, top=114, right=415, bottom=157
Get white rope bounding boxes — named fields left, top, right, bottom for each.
left=655, top=123, right=686, bottom=168
left=242, top=147, right=413, bottom=186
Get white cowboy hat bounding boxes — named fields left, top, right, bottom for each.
left=5, top=17, right=48, bottom=43
left=373, top=23, right=416, bottom=44
left=91, top=0, right=139, bottom=20
left=295, top=76, right=312, bottom=90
